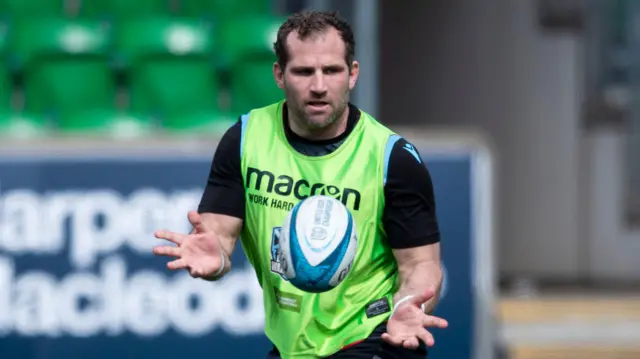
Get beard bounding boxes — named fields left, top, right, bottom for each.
left=285, top=87, right=350, bottom=131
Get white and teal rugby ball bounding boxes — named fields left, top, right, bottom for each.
left=278, top=195, right=358, bottom=293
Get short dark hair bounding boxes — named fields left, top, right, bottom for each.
left=273, top=10, right=356, bottom=70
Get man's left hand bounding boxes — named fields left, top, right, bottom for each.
left=381, top=289, right=448, bottom=349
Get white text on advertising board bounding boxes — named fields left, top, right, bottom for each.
left=0, top=187, right=265, bottom=338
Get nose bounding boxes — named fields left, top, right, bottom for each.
left=310, top=72, right=328, bottom=95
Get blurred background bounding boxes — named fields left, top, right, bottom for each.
left=0, top=0, right=639, bottom=358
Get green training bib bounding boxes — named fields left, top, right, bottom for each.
left=239, top=101, right=400, bottom=358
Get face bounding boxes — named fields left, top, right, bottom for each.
left=273, top=27, right=359, bottom=134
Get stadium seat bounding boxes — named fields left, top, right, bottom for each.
left=178, top=0, right=271, bottom=18
left=0, top=111, right=48, bottom=138
left=0, top=0, right=66, bottom=18
left=219, top=15, right=283, bottom=113
left=0, top=65, right=47, bottom=138
left=77, top=0, right=172, bottom=19
left=59, top=108, right=152, bottom=138
left=114, top=17, right=225, bottom=131
left=166, top=111, right=237, bottom=135
left=6, top=18, right=117, bottom=124
left=0, top=53, right=47, bottom=138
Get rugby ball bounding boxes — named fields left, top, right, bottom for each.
left=278, top=195, right=358, bottom=293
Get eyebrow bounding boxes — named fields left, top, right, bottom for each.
left=289, top=64, right=346, bottom=71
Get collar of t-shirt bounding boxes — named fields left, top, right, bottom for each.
left=282, top=102, right=361, bottom=157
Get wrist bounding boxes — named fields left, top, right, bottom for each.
left=391, top=295, right=425, bottom=317
left=202, top=250, right=229, bottom=281
left=214, top=250, right=226, bottom=276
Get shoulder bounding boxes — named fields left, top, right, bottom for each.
left=382, top=135, right=428, bottom=183
left=236, top=102, right=283, bottom=142
left=229, top=118, right=242, bottom=131
left=241, top=102, right=283, bottom=125
left=390, top=137, right=424, bottom=165
left=351, top=104, right=396, bottom=138
left=218, top=118, right=242, bottom=145
left=221, top=103, right=282, bottom=157
left=383, top=136, right=436, bottom=195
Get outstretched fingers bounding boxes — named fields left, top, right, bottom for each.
left=167, top=258, right=188, bottom=270
left=417, top=328, right=435, bottom=347
left=423, top=315, right=448, bottom=329
left=154, top=229, right=185, bottom=245
left=152, top=245, right=181, bottom=258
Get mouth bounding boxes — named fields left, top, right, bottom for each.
left=306, top=101, right=329, bottom=110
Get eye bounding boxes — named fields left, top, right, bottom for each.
left=292, top=68, right=314, bottom=76
left=323, top=66, right=343, bottom=75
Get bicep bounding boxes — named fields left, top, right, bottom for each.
left=200, top=212, right=243, bottom=256
left=198, top=120, right=246, bottom=219
left=382, top=139, right=440, bottom=249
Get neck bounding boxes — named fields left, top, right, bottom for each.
left=287, top=106, right=349, bottom=141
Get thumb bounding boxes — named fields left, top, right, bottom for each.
left=412, top=288, right=436, bottom=305
left=188, top=211, right=206, bottom=233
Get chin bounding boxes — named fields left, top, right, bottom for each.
left=306, top=117, right=334, bottom=130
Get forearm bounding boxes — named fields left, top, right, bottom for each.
left=394, top=261, right=443, bottom=314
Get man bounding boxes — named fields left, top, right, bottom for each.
left=153, top=10, right=447, bottom=359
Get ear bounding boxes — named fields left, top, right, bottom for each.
left=348, top=60, right=359, bottom=90
left=273, top=62, right=285, bottom=89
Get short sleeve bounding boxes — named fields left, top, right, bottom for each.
left=197, top=120, right=246, bottom=219
left=382, top=138, right=441, bottom=248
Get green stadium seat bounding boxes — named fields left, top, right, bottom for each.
left=163, top=111, right=237, bottom=135
left=219, top=15, right=283, bottom=113
left=0, top=111, right=49, bottom=139
left=218, top=15, right=281, bottom=62
left=178, top=0, right=271, bottom=18
left=6, top=18, right=117, bottom=124
left=0, top=0, right=66, bottom=18
left=78, top=0, right=172, bottom=19
left=227, top=58, right=282, bottom=113
left=59, top=108, right=152, bottom=138
left=115, top=17, right=224, bottom=131
left=0, top=66, right=47, bottom=138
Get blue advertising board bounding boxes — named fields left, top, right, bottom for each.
left=0, top=142, right=495, bottom=359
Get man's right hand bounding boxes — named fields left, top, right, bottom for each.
left=152, top=210, right=226, bottom=279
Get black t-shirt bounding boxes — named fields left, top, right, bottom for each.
left=198, top=103, right=440, bottom=248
